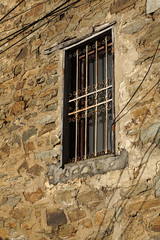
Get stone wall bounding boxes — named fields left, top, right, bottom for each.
left=0, top=0, right=160, bottom=239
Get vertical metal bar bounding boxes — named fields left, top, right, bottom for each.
left=75, top=49, right=79, bottom=162
left=111, top=28, right=115, bottom=154
left=95, top=41, right=98, bottom=156
left=85, top=45, right=88, bottom=159
left=80, top=60, right=85, bottom=159
left=105, top=36, right=108, bottom=154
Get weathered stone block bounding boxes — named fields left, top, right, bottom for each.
left=68, top=209, right=86, bottom=222
left=140, top=122, right=160, bottom=144
left=18, top=161, right=29, bottom=173
left=77, top=191, right=103, bottom=209
left=151, top=216, right=160, bottom=232
left=120, top=180, right=152, bottom=198
left=10, top=101, right=25, bottom=115
left=24, top=141, right=35, bottom=152
left=81, top=218, right=93, bottom=228
left=146, top=0, right=160, bottom=14
left=16, top=46, right=28, bottom=60
left=1, top=144, right=10, bottom=156
left=58, top=224, right=76, bottom=238
left=27, top=164, right=44, bottom=176
left=155, top=176, right=160, bottom=197
left=10, top=208, right=31, bottom=221
left=22, top=127, right=37, bottom=142
left=24, top=188, right=44, bottom=203
left=120, top=19, right=150, bottom=34
left=46, top=209, right=67, bottom=226
left=38, top=122, right=56, bottom=137
left=53, top=190, right=73, bottom=206
left=110, top=0, right=137, bottom=14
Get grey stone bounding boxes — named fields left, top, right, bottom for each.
left=146, top=0, right=160, bottom=14
left=46, top=209, right=67, bottom=226
left=1, top=195, right=20, bottom=207
left=121, top=19, right=150, bottom=34
left=140, top=122, right=160, bottom=144
left=35, top=114, right=56, bottom=125
left=12, top=133, right=21, bottom=146
left=35, top=146, right=60, bottom=160
left=22, top=127, right=37, bottom=142
left=46, top=75, right=58, bottom=85
left=155, top=176, right=160, bottom=197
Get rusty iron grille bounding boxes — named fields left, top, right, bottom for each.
left=63, top=29, right=114, bottom=164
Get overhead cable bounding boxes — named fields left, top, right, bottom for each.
left=0, top=0, right=25, bottom=22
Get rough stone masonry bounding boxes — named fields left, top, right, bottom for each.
left=0, top=0, right=160, bottom=239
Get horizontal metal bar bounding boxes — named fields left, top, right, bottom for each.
left=68, top=99, right=112, bottom=116
left=69, top=85, right=113, bottom=102
left=79, top=43, right=112, bottom=59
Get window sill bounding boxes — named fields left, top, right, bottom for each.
left=48, top=149, right=128, bottom=185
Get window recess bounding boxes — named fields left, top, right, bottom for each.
left=63, top=28, right=114, bottom=164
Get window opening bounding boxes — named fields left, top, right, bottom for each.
left=63, top=29, right=114, bottom=164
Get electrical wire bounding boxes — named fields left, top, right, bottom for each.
left=0, top=0, right=81, bottom=55
left=113, top=40, right=160, bottom=125
left=0, top=0, right=49, bottom=24
left=0, top=0, right=25, bottom=22
left=0, top=0, right=72, bottom=44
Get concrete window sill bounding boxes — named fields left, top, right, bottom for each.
left=48, top=149, right=128, bottom=185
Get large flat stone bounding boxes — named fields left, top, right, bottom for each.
left=146, top=0, right=160, bottom=14
left=46, top=209, right=67, bottom=226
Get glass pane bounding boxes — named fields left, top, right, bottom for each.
left=97, top=105, right=106, bottom=153
left=107, top=102, right=112, bottom=152
left=87, top=108, right=95, bottom=157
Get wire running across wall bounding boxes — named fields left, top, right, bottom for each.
left=0, top=0, right=81, bottom=55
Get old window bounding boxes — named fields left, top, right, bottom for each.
left=63, top=28, right=114, bottom=164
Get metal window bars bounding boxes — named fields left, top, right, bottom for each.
left=67, top=34, right=113, bottom=163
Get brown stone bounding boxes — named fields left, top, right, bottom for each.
left=10, top=208, right=31, bottom=221
left=58, top=225, right=76, bottom=238
left=18, top=161, right=29, bottom=173
left=53, top=190, right=72, bottom=206
left=27, top=164, right=44, bottom=176
left=77, top=191, right=103, bottom=209
left=16, top=46, right=28, bottom=61
left=94, top=209, right=107, bottom=226
left=110, top=0, right=137, bottom=14
left=10, top=101, right=24, bottom=115
left=68, top=209, right=86, bottom=222
left=24, top=141, right=35, bottom=153
left=1, top=144, right=10, bottom=156
left=24, top=188, right=44, bottom=203
left=0, top=228, right=8, bottom=239
left=151, top=216, right=160, bottom=232
left=14, top=64, right=22, bottom=76
left=44, top=62, right=58, bottom=73
left=46, top=209, right=67, bottom=226
left=38, top=123, right=56, bottom=137
left=15, top=79, right=26, bottom=90
left=81, top=218, right=93, bottom=228
left=129, top=198, right=160, bottom=212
